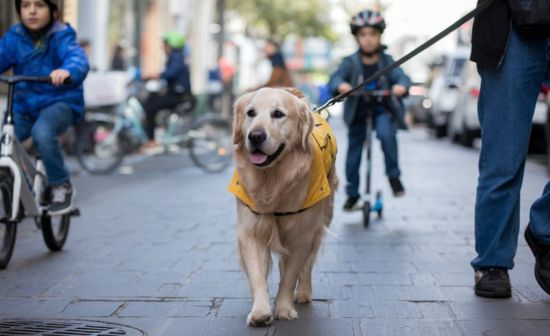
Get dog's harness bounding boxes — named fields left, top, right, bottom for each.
left=228, top=113, right=337, bottom=217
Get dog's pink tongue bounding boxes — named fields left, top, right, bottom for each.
left=250, top=152, right=268, bottom=165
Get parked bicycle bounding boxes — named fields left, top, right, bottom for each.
left=0, top=75, right=79, bottom=269
left=76, top=79, right=233, bottom=174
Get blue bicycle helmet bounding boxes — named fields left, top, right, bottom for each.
left=350, top=10, right=386, bottom=35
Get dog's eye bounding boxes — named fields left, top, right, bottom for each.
left=246, top=109, right=256, bottom=118
left=272, top=109, right=286, bottom=119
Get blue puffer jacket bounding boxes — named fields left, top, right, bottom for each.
left=161, top=49, right=191, bottom=94
left=0, top=22, right=89, bottom=122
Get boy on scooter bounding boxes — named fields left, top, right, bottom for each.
left=0, top=0, right=89, bottom=215
left=329, top=10, right=411, bottom=212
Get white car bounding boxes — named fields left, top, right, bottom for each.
left=448, top=61, right=481, bottom=147
left=427, top=47, right=470, bottom=138
left=449, top=62, right=550, bottom=153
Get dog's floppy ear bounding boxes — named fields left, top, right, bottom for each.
left=297, top=99, right=314, bottom=152
left=282, top=88, right=313, bottom=151
left=232, top=92, right=255, bottom=148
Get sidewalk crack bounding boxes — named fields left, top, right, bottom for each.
left=111, top=302, right=128, bottom=317
left=206, top=298, right=223, bottom=317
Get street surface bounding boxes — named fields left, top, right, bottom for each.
left=1, top=117, right=549, bottom=336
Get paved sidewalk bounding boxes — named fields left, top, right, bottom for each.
left=0, top=117, right=549, bottom=336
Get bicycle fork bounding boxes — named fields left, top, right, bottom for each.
left=0, top=124, right=44, bottom=221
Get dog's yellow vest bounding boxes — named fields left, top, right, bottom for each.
left=228, top=113, right=337, bottom=215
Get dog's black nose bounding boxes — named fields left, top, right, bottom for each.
left=248, top=130, right=267, bottom=145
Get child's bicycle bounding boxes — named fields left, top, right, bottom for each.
left=0, top=75, right=79, bottom=269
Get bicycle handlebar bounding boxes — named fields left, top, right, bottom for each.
left=0, top=75, right=72, bottom=85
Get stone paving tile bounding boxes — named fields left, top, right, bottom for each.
left=416, top=302, right=456, bottom=320
left=152, top=317, right=272, bottom=336
left=60, top=300, right=123, bottom=317
left=515, top=286, right=550, bottom=303
left=43, top=281, right=163, bottom=299
left=330, top=300, right=375, bottom=318
left=0, top=298, right=68, bottom=316
left=360, top=319, right=463, bottom=336
left=369, top=301, right=423, bottom=319
left=356, top=272, right=413, bottom=286
left=409, top=272, right=440, bottom=286
left=450, top=301, right=550, bottom=320
left=431, top=272, right=474, bottom=286
left=117, top=300, right=212, bottom=318
left=456, top=320, right=549, bottom=336
left=361, top=285, right=448, bottom=302
left=273, top=318, right=361, bottom=336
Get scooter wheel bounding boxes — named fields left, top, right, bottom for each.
left=363, top=201, right=371, bottom=228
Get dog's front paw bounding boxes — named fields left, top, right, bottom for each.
left=294, top=291, right=313, bottom=304
left=274, top=306, right=298, bottom=320
left=247, top=309, right=273, bottom=327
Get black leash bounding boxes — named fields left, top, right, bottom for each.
left=314, top=0, right=496, bottom=114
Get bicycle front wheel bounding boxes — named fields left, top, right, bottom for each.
left=41, top=213, right=70, bottom=252
left=0, top=172, right=16, bottom=269
left=76, top=120, right=125, bottom=175
left=189, top=117, right=233, bottom=173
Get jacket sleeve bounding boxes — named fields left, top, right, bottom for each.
left=161, top=53, right=184, bottom=81
left=328, top=57, right=353, bottom=96
left=386, top=56, right=412, bottom=89
left=58, top=29, right=89, bottom=85
left=0, top=33, right=16, bottom=74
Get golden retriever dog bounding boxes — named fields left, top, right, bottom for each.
left=228, top=87, right=338, bottom=327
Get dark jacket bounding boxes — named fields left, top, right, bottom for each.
left=263, top=52, right=293, bottom=88
left=0, top=22, right=89, bottom=121
left=470, top=0, right=512, bottom=68
left=161, top=49, right=191, bottom=94
left=328, top=50, right=411, bottom=128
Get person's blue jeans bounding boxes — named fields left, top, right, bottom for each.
left=471, top=28, right=550, bottom=270
left=13, top=102, right=74, bottom=186
left=345, top=112, right=401, bottom=198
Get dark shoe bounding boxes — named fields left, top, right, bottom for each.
left=524, top=224, right=550, bottom=295
left=49, top=182, right=75, bottom=216
left=474, top=268, right=512, bottom=298
left=343, top=197, right=360, bottom=212
left=389, top=177, right=405, bottom=197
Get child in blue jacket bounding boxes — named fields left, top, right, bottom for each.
left=0, top=0, right=89, bottom=215
left=329, top=10, right=411, bottom=212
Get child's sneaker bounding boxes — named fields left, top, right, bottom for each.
left=389, top=177, right=405, bottom=197
left=49, top=182, right=74, bottom=216
left=343, top=197, right=360, bottom=212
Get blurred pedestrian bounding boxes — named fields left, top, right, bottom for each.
left=257, top=39, right=293, bottom=88
left=111, top=44, right=127, bottom=71
left=0, top=0, right=89, bottom=214
left=470, top=0, right=550, bottom=298
left=329, top=10, right=411, bottom=212
left=142, top=32, right=191, bottom=150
